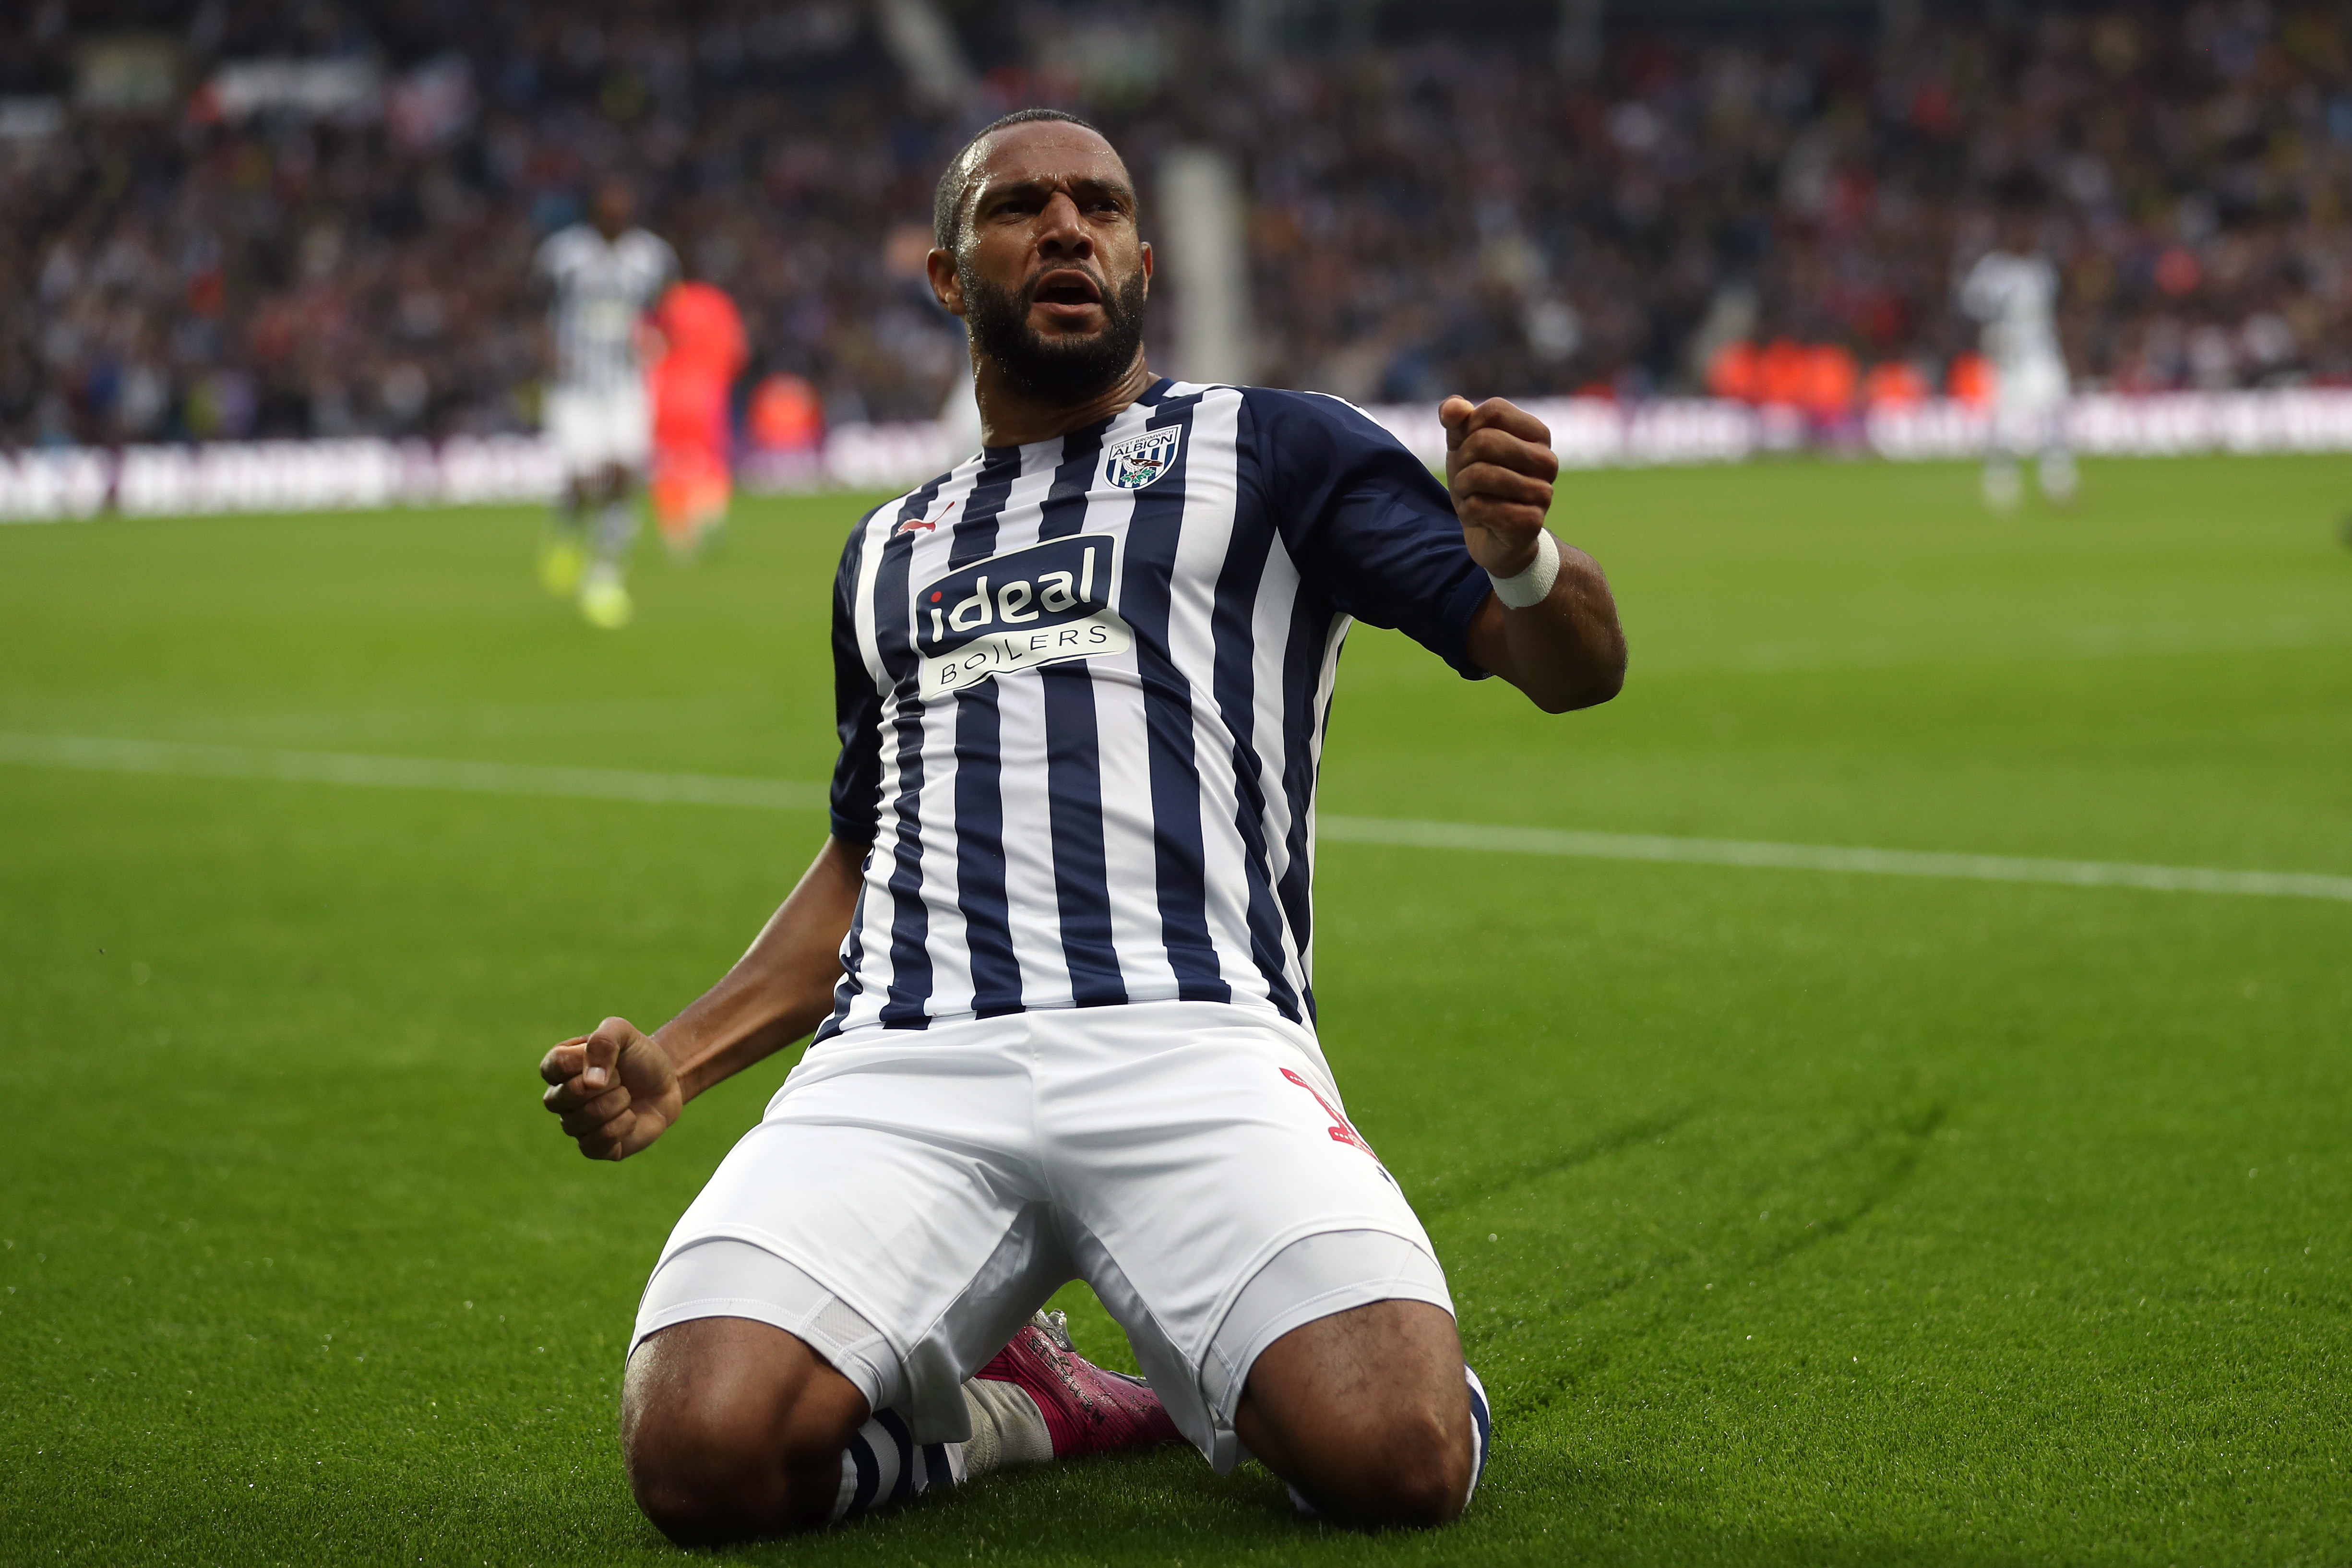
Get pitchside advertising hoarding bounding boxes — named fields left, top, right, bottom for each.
left=8, top=391, right=2352, bottom=522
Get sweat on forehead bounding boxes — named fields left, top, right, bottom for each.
left=931, top=108, right=1128, bottom=252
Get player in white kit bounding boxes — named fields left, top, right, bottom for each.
left=533, top=179, right=679, bottom=628
left=537, top=111, right=1628, bottom=1544
left=1959, top=214, right=2078, bottom=512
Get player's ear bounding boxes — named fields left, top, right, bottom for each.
left=1138, top=241, right=1153, bottom=293
left=928, top=248, right=966, bottom=318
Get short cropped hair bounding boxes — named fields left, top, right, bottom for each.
left=931, top=108, right=1107, bottom=254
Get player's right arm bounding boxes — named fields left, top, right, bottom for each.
left=545, top=510, right=889, bottom=1161
left=537, top=832, right=866, bottom=1161
left=1957, top=252, right=2000, bottom=323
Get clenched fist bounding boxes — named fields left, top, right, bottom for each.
left=1441, top=395, right=1558, bottom=578
left=538, top=1017, right=685, bottom=1161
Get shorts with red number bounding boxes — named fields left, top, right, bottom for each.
left=630, top=999, right=1452, bottom=1470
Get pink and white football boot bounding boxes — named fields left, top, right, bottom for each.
left=973, top=1310, right=1182, bottom=1458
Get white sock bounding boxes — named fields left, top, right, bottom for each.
left=2038, top=447, right=2078, bottom=504
left=594, top=498, right=637, bottom=563
left=828, top=1377, right=1053, bottom=1524
left=1982, top=456, right=2022, bottom=512
left=958, top=1375, right=1054, bottom=1478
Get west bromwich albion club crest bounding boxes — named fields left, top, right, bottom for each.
left=1104, top=428, right=1180, bottom=490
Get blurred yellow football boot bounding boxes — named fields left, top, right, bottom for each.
left=578, top=564, right=633, bottom=629
left=538, top=534, right=585, bottom=596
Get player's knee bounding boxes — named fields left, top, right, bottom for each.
left=1358, top=1405, right=1473, bottom=1527
left=1305, top=1400, right=1472, bottom=1529
left=625, top=1391, right=772, bottom=1542
left=623, top=1379, right=831, bottom=1544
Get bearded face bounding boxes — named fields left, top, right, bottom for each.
left=959, top=263, right=1149, bottom=409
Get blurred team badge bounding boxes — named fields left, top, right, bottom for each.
left=1103, top=428, right=1180, bottom=490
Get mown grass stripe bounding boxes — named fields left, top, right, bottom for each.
left=5, top=730, right=2348, bottom=904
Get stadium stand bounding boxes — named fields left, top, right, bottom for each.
left=2, top=2, right=2348, bottom=449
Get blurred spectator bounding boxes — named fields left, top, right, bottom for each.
left=1862, top=359, right=1929, bottom=407
left=1706, top=338, right=1762, bottom=403
left=2, top=1, right=2348, bottom=447
left=1948, top=352, right=1997, bottom=407
left=746, top=371, right=825, bottom=455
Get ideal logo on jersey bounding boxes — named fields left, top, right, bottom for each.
left=912, top=534, right=1133, bottom=699
left=1103, top=428, right=1180, bottom=490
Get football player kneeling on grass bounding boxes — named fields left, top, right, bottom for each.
left=540, top=110, right=1625, bottom=1542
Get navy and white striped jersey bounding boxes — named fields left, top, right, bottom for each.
left=818, top=378, right=1492, bottom=1041
left=532, top=224, right=679, bottom=394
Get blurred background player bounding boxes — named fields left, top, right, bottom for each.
left=647, top=274, right=748, bottom=561
left=1959, top=208, right=2077, bottom=514
left=533, top=178, right=678, bottom=628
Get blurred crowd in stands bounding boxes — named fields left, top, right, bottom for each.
left=2, top=0, right=2348, bottom=447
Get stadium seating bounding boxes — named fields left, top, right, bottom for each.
left=2, top=3, right=2346, bottom=447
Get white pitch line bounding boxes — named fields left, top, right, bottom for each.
left=1636, top=614, right=2352, bottom=677
left=0, top=731, right=829, bottom=813
left=1314, top=814, right=2352, bottom=904
left=4, top=730, right=2348, bottom=906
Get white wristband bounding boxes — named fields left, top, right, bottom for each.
left=1488, top=529, right=1560, bottom=609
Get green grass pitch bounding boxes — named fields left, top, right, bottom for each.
left=2, top=455, right=2348, bottom=1565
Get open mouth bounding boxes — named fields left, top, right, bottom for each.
left=1030, top=269, right=1105, bottom=312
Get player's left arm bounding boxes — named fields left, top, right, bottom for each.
left=1445, top=395, right=1628, bottom=713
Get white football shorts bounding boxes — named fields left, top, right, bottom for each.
left=1991, top=354, right=2070, bottom=455
left=544, top=381, right=651, bottom=475
left=630, top=999, right=1454, bottom=1472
